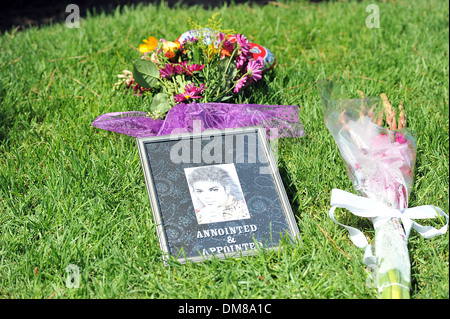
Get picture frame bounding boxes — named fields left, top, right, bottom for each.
left=137, top=126, right=300, bottom=264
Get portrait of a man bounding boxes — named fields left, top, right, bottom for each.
left=185, top=164, right=250, bottom=224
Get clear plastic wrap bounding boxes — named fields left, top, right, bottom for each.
left=322, top=81, right=417, bottom=298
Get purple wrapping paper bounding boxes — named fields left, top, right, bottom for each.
left=92, top=102, right=305, bottom=139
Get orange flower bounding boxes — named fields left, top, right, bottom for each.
left=162, top=41, right=180, bottom=59
left=220, top=48, right=231, bottom=59
left=139, top=36, right=158, bottom=54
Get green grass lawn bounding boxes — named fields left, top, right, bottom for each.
left=0, top=0, right=448, bottom=299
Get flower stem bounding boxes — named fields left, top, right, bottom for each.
left=374, top=217, right=411, bottom=299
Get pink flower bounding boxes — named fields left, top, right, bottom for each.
left=233, top=75, right=248, bottom=93
left=217, top=32, right=235, bottom=53
left=172, top=63, right=184, bottom=75
left=160, top=62, right=204, bottom=78
left=217, top=32, right=226, bottom=42
left=246, top=58, right=263, bottom=83
left=160, top=64, right=175, bottom=78
left=235, top=34, right=251, bottom=70
left=174, top=93, right=187, bottom=103
left=395, top=133, right=408, bottom=144
left=236, top=54, right=248, bottom=70
left=236, top=34, right=250, bottom=56
left=185, top=63, right=204, bottom=75
left=174, top=83, right=206, bottom=103
left=223, top=41, right=235, bottom=54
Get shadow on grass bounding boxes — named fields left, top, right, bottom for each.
left=278, top=161, right=301, bottom=220
left=1, top=0, right=272, bottom=33
left=2, top=0, right=330, bottom=33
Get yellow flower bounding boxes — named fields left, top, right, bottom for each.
left=139, top=36, right=158, bottom=54
left=206, top=43, right=218, bottom=60
left=162, top=41, right=180, bottom=59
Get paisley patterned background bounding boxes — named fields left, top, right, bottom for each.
left=144, top=130, right=295, bottom=260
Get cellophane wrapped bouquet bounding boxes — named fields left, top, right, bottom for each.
left=92, top=14, right=304, bottom=140
left=321, top=81, right=448, bottom=298
left=113, top=14, right=275, bottom=119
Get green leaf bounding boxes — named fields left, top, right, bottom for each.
left=150, top=92, right=173, bottom=113
left=193, top=46, right=200, bottom=64
left=132, top=59, right=160, bottom=89
left=174, top=75, right=187, bottom=91
left=214, top=95, right=234, bottom=102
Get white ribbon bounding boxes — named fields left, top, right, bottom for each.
left=329, top=188, right=449, bottom=267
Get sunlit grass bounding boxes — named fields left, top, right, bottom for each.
left=0, top=0, right=448, bottom=299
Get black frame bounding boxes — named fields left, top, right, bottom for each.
left=137, top=126, right=299, bottom=263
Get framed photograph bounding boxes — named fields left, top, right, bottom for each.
left=137, top=126, right=300, bottom=263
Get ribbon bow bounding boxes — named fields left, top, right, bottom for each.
left=329, top=189, right=449, bottom=267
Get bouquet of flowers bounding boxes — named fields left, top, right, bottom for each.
left=113, top=14, right=275, bottom=119
left=93, top=15, right=304, bottom=140
left=321, top=81, right=448, bottom=298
